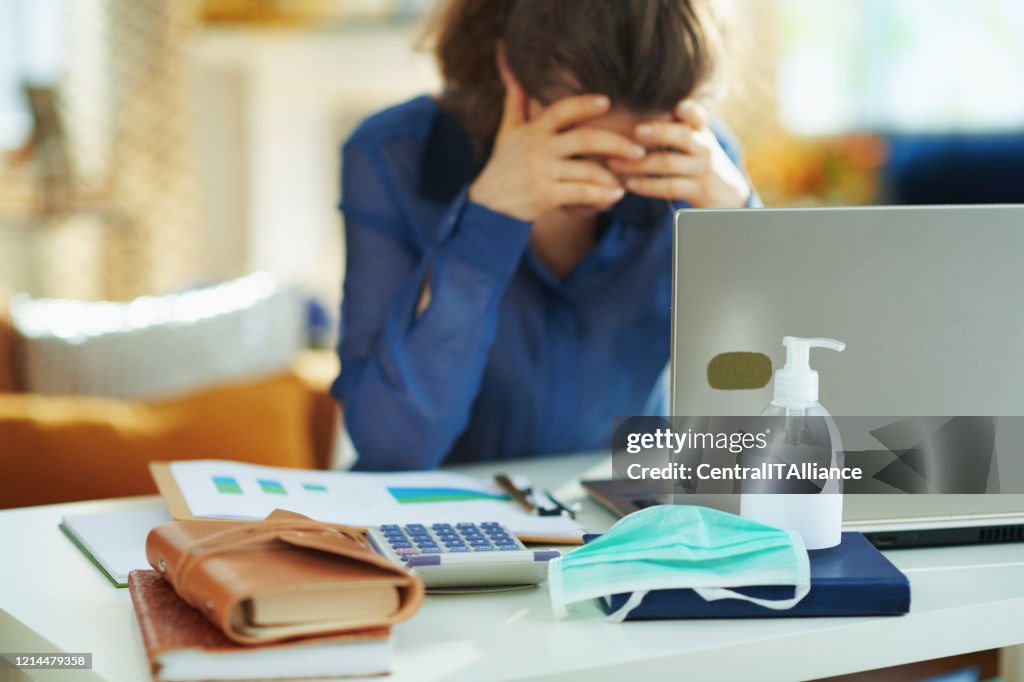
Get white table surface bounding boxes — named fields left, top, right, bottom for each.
left=2, top=452, right=1024, bottom=682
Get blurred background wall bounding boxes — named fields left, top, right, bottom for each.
left=1, top=0, right=1023, bottom=326
left=2, top=0, right=1024, bottom=513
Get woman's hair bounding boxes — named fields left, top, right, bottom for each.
left=424, top=0, right=723, bottom=156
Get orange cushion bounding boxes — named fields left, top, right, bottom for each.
left=0, top=372, right=316, bottom=509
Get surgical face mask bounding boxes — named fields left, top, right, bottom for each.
left=548, top=505, right=810, bottom=621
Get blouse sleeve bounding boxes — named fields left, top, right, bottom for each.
left=333, top=135, right=532, bottom=471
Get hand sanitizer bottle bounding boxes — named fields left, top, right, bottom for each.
left=741, top=336, right=846, bottom=549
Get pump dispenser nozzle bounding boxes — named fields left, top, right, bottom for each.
left=773, top=336, right=846, bottom=407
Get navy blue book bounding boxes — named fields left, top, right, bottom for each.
left=593, top=532, right=911, bottom=619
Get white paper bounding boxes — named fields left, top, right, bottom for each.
left=62, top=507, right=172, bottom=583
left=168, top=460, right=582, bottom=539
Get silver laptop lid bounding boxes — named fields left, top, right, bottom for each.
left=669, top=205, right=1024, bottom=501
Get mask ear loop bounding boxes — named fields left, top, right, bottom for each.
left=609, top=530, right=811, bottom=618
left=692, top=582, right=810, bottom=610
left=693, top=531, right=812, bottom=611
left=605, top=590, right=649, bottom=622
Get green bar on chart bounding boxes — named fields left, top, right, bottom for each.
left=213, top=476, right=243, bottom=494
left=258, top=479, right=286, bottom=495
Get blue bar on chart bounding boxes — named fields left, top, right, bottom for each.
left=213, top=476, right=243, bottom=494
left=258, top=479, right=287, bottom=495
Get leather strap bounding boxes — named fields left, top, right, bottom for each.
left=174, top=520, right=368, bottom=607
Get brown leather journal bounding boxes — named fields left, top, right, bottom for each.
left=145, top=510, right=424, bottom=644
left=129, top=570, right=392, bottom=681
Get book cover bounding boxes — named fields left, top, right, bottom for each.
left=602, top=532, right=911, bottom=619
left=128, top=570, right=393, bottom=681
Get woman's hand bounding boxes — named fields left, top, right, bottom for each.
left=609, top=101, right=751, bottom=209
left=469, top=61, right=645, bottom=222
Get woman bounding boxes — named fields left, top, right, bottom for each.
left=333, top=0, right=759, bottom=470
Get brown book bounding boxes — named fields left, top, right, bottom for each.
left=129, top=570, right=392, bottom=681
left=145, top=510, right=424, bottom=644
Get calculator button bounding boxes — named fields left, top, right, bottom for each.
left=395, top=547, right=419, bottom=555
left=432, top=523, right=454, bottom=530
left=420, top=546, right=442, bottom=554
left=390, top=541, right=413, bottom=549
left=406, top=524, right=428, bottom=532
left=470, top=541, right=493, bottom=549
left=381, top=525, right=402, bottom=532
left=448, top=546, right=471, bottom=553
left=444, top=539, right=466, bottom=547
left=472, top=545, right=495, bottom=552
left=456, top=522, right=477, bottom=529
left=415, top=539, right=439, bottom=547
left=497, top=544, right=520, bottom=551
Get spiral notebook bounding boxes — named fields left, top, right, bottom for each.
left=60, top=507, right=172, bottom=587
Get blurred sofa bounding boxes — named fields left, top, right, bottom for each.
left=884, top=133, right=1024, bottom=204
left=0, top=291, right=340, bottom=510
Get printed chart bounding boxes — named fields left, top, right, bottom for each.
left=168, top=460, right=582, bottom=539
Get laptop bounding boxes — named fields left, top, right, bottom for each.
left=585, top=205, right=1024, bottom=548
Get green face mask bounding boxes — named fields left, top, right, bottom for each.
left=548, top=505, right=810, bottom=621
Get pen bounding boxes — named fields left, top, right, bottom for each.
left=543, top=489, right=577, bottom=520
left=495, top=473, right=535, bottom=514
left=528, top=488, right=565, bottom=516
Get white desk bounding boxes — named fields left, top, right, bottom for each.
left=2, top=453, right=1024, bottom=682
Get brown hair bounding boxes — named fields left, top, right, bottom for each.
left=425, top=0, right=722, bottom=156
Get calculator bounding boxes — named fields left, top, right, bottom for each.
left=365, top=522, right=561, bottom=591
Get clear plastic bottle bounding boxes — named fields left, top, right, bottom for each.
left=740, top=337, right=846, bottom=549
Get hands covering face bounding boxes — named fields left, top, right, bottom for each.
left=468, top=51, right=751, bottom=222
left=608, top=100, right=751, bottom=210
